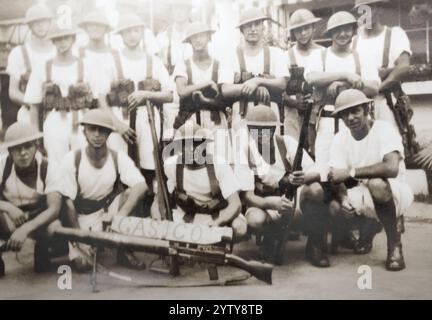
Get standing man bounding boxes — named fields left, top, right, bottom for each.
left=352, top=0, right=416, bottom=161
left=328, top=89, right=413, bottom=271
left=7, top=3, right=55, bottom=126
left=284, top=9, right=324, bottom=152
left=164, top=121, right=247, bottom=241
left=0, top=123, right=62, bottom=276
left=58, top=109, right=148, bottom=271
left=173, top=22, right=228, bottom=132
left=104, top=13, right=174, bottom=190
left=220, top=8, right=289, bottom=136
left=234, top=106, right=330, bottom=267
left=24, top=25, right=93, bottom=165
left=307, top=11, right=380, bottom=172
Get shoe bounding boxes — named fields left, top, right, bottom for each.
left=0, top=254, right=5, bottom=277
left=117, top=250, right=146, bottom=270
left=305, top=237, right=330, bottom=268
left=34, top=240, right=51, bottom=273
left=354, top=242, right=373, bottom=255
left=355, top=219, right=382, bottom=255
left=386, top=243, right=406, bottom=271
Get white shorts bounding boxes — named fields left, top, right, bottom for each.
left=347, top=179, right=414, bottom=220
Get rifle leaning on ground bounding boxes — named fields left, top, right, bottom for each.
left=53, top=225, right=273, bottom=285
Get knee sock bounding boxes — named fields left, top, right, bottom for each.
left=374, top=199, right=399, bottom=248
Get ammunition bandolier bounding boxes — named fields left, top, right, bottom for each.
left=354, top=27, right=419, bottom=163
left=174, top=161, right=228, bottom=223
left=19, top=45, right=31, bottom=93
left=235, top=46, right=282, bottom=119
left=174, top=59, right=224, bottom=129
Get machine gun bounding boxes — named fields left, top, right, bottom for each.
left=53, top=218, right=273, bottom=289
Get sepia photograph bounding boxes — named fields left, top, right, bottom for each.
left=0, top=0, right=431, bottom=304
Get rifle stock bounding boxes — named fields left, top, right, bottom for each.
left=54, top=226, right=273, bottom=284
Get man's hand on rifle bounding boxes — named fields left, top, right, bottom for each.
left=327, top=81, right=347, bottom=99
left=288, top=171, right=306, bottom=186
left=256, top=86, right=271, bottom=105
left=241, top=78, right=260, bottom=98
left=116, top=121, right=136, bottom=145
left=328, top=167, right=350, bottom=184
left=345, top=73, right=363, bottom=90
left=206, top=80, right=219, bottom=96
left=128, top=91, right=150, bottom=111
left=266, top=195, right=293, bottom=211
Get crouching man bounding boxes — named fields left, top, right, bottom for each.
left=57, top=109, right=148, bottom=271
left=328, top=89, right=413, bottom=271
left=164, top=122, right=247, bottom=241
left=0, top=123, right=62, bottom=276
left=234, top=105, right=330, bottom=267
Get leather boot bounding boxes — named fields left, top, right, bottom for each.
left=354, top=218, right=383, bottom=255
left=0, top=253, right=5, bottom=277
left=386, top=242, right=406, bottom=271
left=305, top=235, right=330, bottom=268
left=397, top=215, right=405, bottom=234
left=34, top=239, right=51, bottom=273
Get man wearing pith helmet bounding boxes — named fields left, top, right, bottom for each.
left=7, top=3, right=55, bottom=127
left=234, top=105, right=330, bottom=267
left=56, top=109, right=148, bottom=271
left=284, top=8, right=324, bottom=151
left=163, top=121, right=247, bottom=241
left=352, top=0, right=412, bottom=133
left=0, top=123, right=63, bottom=277
left=328, top=89, right=413, bottom=271
left=220, top=7, right=289, bottom=134
left=307, top=11, right=380, bottom=176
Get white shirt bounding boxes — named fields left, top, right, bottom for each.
left=0, top=152, right=60, bottom=207
left=173, top=58, right=219, bottom=84
left=287, top=44, right=325, bottom=78
left=58, top=149, right=145, bottom=201
left=219, top=46, right=289, bottom=84
left=164, top=155, right=240, bottom=202
left=157, top=25, right=193, bottom=70
left=234, top=133, right=315, bottom=191
left=329, top=120, right=406, bottom=181
left=24, top=59, right=92, bottom=104
left=6, top=42, right=55, bottom=80
left=354, top=26, right=412, bottom=69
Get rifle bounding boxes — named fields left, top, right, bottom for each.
left=53, top=226, right=273, bottom=285
left=145, top=99, right=172, bottom=221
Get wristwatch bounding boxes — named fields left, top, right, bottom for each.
left=349, top=167, right=356, bottom=179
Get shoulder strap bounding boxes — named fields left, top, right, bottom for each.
left=275, top=135, right=292, bottom=173
left=206, top=163, right=221, bottom=198
left=0, top=156, right=13, bottom=196
left=236, top=46, right=247, bottom=73
left=382, top=27, right=392, bottom=69
left=111, top=50, right=125, bottom=80
left=46, top=59, right=53, bottom=82
left=212, top=59, right=219, bottom=83
left=109, top=149, right=120, bottom=184
left=263, top=46, right=270, bottom=75
left=74, top=150, right=82, bottom=196
left=167, top=26, right=173, bottom=69
left=185, top=59, right=193, bottom=85
left=322, top=48, right=327, bottom=72
left=352, top=50, right=362, bottom=77
left=77, top=57, right=84, bottom=83
left=288, top=47, right=297, bottom=68
left=175, top=162, right=185, bottom=192
left=21, top=45, right=31, bottom=74
left=40, top=157, right=48, bottom=190
left=146, top=54, right=153, bottom=80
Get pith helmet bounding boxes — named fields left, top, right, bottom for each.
left=79, top=109, right=115, bottom=131
left=78, top=11, right=112, bottom=29
left=25, top=4, right=54, bottom=24
left=333, top=89, right=372, bottom=115
left=289, top=9, right=321, bottom=31
left=354, top=0, right=389, bottom=9
left=237, top=8, right=270, bottom=28
left=47, top=25, right=79, bottom=41
left=246, top=105, right=278, bottom=127
left=324, top=11, right=357, bottom=36
left=173, top=121, right=214, bottom=142
left=4, top=123, right=43, bottom=149
left=114, top=13, right=145, bottom=34
left=183, top=22, right=215, bottom=43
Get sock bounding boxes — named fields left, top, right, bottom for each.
left=374, top=199, right=399, bottom=249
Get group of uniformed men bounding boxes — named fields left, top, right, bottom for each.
left=0, top=0, right=414, bottom=278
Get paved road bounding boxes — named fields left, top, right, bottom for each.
left=1, top=219, right=431, bottom=300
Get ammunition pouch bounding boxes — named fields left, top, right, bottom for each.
left=42, top=82, right=64, bottom=111
left=138, top=79, right=162, bottom=109
left=68, top=82, right=93, bottom=110
left=19, top=72, right=30, bottom=93
left=107, top=79, right=135, bottom=108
